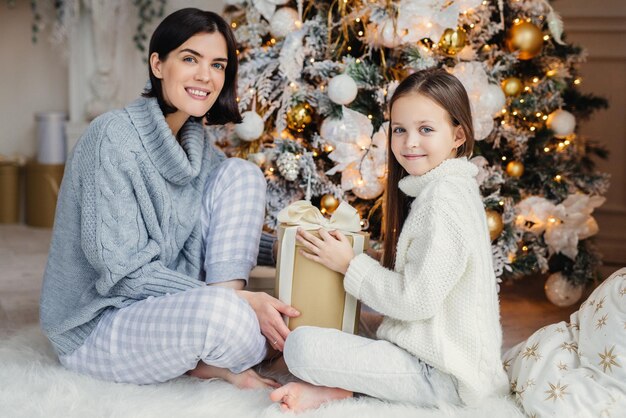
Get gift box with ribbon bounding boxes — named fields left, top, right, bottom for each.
left=275, top=200, right=368, bottom=334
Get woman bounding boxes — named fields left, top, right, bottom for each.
left=40, top=8, right=298, bottom=389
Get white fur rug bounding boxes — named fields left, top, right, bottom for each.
left=0, top=326, right=523, bottom=418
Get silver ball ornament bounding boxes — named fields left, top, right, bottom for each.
left=235, top=111, right=265, bottom=142
left=544, top=272, right=584, bottom=307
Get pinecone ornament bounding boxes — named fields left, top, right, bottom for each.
left=276, top=152, right=299, bottom=181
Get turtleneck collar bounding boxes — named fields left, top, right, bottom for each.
left=398, top=157, right=478, bottom=198
left=125, top=96, right=206, bottom=186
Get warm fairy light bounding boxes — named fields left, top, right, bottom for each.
left=558, top=142, right=565, bottom=149
left=547, top=69, right=556, bottom=77
left=523, top=117, right=527, bottom=120
left=536, top=112, right=542, bottom=117
left=470, top=24, right=475, bottom=28
left=548, top=217, right=557, bottom=223
left=358, top=31, right=364, bottom=36
left=310, top=58, right=315, bottom=63
left=482, top=0, right=487, bottom=4
left=269, top=167, right=275, bottom=172
left=426, top=22, right=433, bottom=28
left=312, top=150, right=319, bottom=157
left=502, top=156, right=507, bottom=161
left=367, top=114, right=373, bottom=119
left=501, top=120, right=506, bottom=125
left=357, top=179, right=364, bottom=185
left=270, top=38, right=276, bottom=44
left=542, top=115, right=548, bottom=120
left=236, top=50, right=240, bottom=55
left=533, top=77, right=539, bottom=83
left=555, top=175, right=562, bottom=181
left=530, top=127, right=536, bottom=131
left=356, top=58, right=361, bottom=63
left=574, top=78, right=582, bottom=85
left=347, top=46, right=352, bottom=51
left=361, top=146, right=367, bottom=150
left=512, top=111, right=518, bottom=116
left=564, top=140, right=571, bottom=145
left=320, top=208, right=327, bottom=214
left=499, top=201, right=505, bottom=206
left=231, top=22, right=237, bottom=28
left=519, top=99, right=525, bottom=103
left=325, top=145, right=334, bottom=152
left=543, top=35, right=550, bottom=41
left=544, top=147, right=550, bottom=152
left=320, top=85, right=325, bottom=91
left=526, top=18, right=531, bottom=23
left=522, top=246, right=528, bottom=252
left=295, top=20, right=303, bottom=29
left=295, top=154, right=301, bottom=159
left=289, top=82, right=297, bottom=88
left=236, top=97, right=240, bottom=102
left=383, top=89, right=388, bottom=96
left=524, top=86, right=531, bottom=92
left=501, top=109, right=507, bottom=114
left=249, top=88, right=255, bottom=94
left=514, top=18, right=520, bottom=24
left=355, top=18, right=361, bottom=23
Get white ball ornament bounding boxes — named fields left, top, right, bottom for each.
left=482, top=83, right=506, bottom=115
left=546, top=109, right=576, bottom=137
left=544, top=272, right=584, bottom=307
left=327, top=74, right=358, bottom=105
left=379, top=19, right=402, bottom=48
left=270, top=7, right=300, bottom=39
left=320, top=117, right=350, bottom=145
left=235, top=111, right=265, bottom=142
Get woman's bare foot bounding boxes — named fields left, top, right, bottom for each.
left=188, top=362, right=280, bottom=390
left=270, top=382, right=353, bottom=412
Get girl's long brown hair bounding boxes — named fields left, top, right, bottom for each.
left=381, top=68, right=475, bottom=270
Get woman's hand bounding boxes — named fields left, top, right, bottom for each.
left=235, top=290, right=300, bottom=352
left=296, top=228, right=355, bottom=274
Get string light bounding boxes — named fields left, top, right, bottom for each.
left=555, top=175, right=562, bottom=182
left=502, top=156, right=507, bottom=161
left=543, top=35, right=550, bottom=41
left=501, top=109, right=507, bottom=114
left=564, top=140, right=571, bottom=145
left=532, top=77, right=539, bottom=83
left=501, top=120, right=506, bottom=125
left=574, top=78, right=582, bottom=85
left=519, top=99, right=525, bottom=103
left=542, top=115, right=548, bottom=120
left=522, top=245, right=528, bottom=252
left=544, top=147, right=550, bottom=152
left=546, top=69, right=556, bottom=77
left=325, top=145, right=334, bottom=152
left=367, top=114, right=373, bottom=119
left=355, top=58, right=361, bottom=64
left=548, top=217, right=557, bottom=223
left=499, top=200, right=505, bottom=206
left=355, top=18, right=360, bottom=23
left=535, top=112, right=542, bottom=117
left=530, top=126, right=536, bottom=131
left=358, top=31, right=364, bottom=36
left=512, top=111, right=518, bottom=116
left=524, top=86, right=531, bottom=92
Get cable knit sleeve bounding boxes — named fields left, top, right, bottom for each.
left=344, top=202, right=469, bottom=321
left=80, top=120, right=204, bottom=300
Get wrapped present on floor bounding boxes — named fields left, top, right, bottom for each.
left=275, top=200, right=368, bottom=334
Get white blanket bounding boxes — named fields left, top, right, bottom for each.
left=503, top=268, right=626, bottom=417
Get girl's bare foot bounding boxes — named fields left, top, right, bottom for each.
left=270, top=382, right=353, bottom=412
left=188, top=362, right=280, bottom=390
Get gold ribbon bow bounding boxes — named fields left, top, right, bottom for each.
left=277, top=200, right=362, bottom=232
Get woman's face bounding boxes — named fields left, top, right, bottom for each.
left=150, top=31, right=228, bottom=120
left=390, top=93, right=466, bottom=176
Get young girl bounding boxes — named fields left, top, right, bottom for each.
left=270, top=68, right=509, bottom=411
left=40, top=8, right=299, bottom=389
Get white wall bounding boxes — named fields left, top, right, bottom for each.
left=0, top=1, right=68, bottom=158
left=0, top=0, right=224, bottom=159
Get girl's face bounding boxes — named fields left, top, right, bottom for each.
left=390, top=93, right=466, bottom=176
left=150, top=31, right=228, bottom=120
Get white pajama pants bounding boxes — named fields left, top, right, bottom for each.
left=284, top=326, right=462, bottom=407
left=59, top=158, right=268, bottom=384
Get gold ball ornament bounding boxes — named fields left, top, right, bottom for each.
left=506, top=21, right=543, bottom=60
left=485, top=210, right=504, bottom=241
left=320, top=194, right=340, bottom=214
left=438, top=27, right=467, bottom=56
left=506, top=161, right=525, bottom=178
left=287, top=102, right=313, bottom=131
left=544, top=272, right=584, bottom=307
left=501, top=77, right=523, bottom=96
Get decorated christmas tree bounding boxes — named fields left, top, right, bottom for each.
left=210, top=0, right=609, bottom=305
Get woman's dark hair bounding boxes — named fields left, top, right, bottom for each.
left=143, top=8, right=242, bottom=125
left=382, top=68, right=475, bottom=270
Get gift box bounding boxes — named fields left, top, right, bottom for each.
left=25, top=161, right=65, bottom=228
left=0, top=161, right=21, bottom=224
left=275, top=200, right=368, bottom=334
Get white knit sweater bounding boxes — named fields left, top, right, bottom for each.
left=344, top=158, right=509, bottom=406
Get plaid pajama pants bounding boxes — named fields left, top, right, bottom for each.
left=59, top=158, right=268, bottom=384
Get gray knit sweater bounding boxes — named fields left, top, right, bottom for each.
left=40, top=97, right=225, bottom=356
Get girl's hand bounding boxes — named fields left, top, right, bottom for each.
left=296, top=228, right=355, bottom=274
left=235, top=290, right=300, bottom=352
